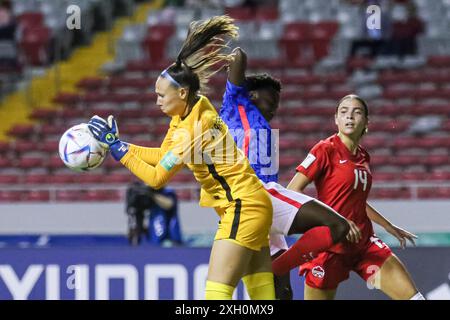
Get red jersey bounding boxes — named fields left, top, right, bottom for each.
left=296, top=134, right=373, bottom=254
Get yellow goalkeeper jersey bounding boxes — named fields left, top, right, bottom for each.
left=120, top=95, right=263, bottom=207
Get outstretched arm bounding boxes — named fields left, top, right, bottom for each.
left=366, top=202, right=418, bottom=248
left=120, top=151, right=183, bottom=190
left=227, top=47, right=247, bottom=86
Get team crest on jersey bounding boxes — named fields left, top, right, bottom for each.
left=312, top=266, right=325, bottom=278
left=300, top=153, right=316, bottom=169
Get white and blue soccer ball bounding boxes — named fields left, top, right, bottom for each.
left=58, top=123, right=107, bottom=172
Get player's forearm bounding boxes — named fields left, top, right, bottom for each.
left=366, top=202, right=393, bottom=229
left=287, top=172, right=310, bottom=193
left=129, top=144, right=162, bottom=166
left=228, top=47, right=247, bottom=86
left=120, top=151, right=171, bottom=189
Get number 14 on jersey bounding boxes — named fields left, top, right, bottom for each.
left=353, top=169, right=368, bottom=191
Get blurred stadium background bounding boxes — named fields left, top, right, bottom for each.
left=0, top=0, right=449, bottom=299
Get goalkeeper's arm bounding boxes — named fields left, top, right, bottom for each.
left=129, top=145, right=162, bottom=166
left=120, top=150, right=183, bottom=190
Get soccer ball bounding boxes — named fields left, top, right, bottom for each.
left=58, top=123, right=107, bottom=172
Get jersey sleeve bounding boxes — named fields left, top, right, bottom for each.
left=220, top=80, right=251, bottom=115
left=128, top=120, right=177, bottom=166
left=120, top=122, right=185, bottom=189
left=129, top=145, right=162, bottom=166
left=296, top=142, right=330, bottom=181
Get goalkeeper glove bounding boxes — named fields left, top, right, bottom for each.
left=87, top=115, right=129, bottom=161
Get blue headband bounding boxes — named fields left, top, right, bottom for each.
left=161, top=69, right=181, bottom=88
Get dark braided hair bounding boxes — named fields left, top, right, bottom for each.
left=245, top=73, right=281, bottom=93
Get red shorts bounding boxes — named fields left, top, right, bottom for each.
left=300, top=235, right=393, bottom=290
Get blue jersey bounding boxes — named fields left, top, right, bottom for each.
left=220, top=80, right=278, bottom=183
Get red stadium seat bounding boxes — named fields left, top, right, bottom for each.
left=24, top=190, right=50, bottom=202
left=17, top=157, right=44, bottom=169
left=109, top=77, right=154, bottom=90
left=279, top=155, right=300, bottom=168
left=126, top=59, right=170, bottom=73
left=121, top=123, right=151, bottom=135
left=0, top=175, right=20, bottom=184
left=40, top=123, right=66, bottom=136
left=361, top=136, right=387, bottom=149
left=418, top=187, right=450, bottom=199
left=13, top=140, right=37, bottom=154
left=425, top=154, right=449, bottom=166
left=55, top=190, right=83, bottom=202
left=103, top=173, right=134, bottom=184
left=347, top=56, right=372, bottom=70
left=39, top=140, right=59, bottom=153
left=279, top=23, right=313, bottom=65
left=19, top=26, right=51, bottom=66
left=60, top=108, right=85, bottom=119
left=370, top=188, right=411, bottom=199
left=76, top=77, right=105, bottom=91
left=84, top=190, right=121, bottom=201
left=428, top=56, right=450, bottom=67
left=372, top=172, right=397, bottom=181
left=47, top=174, right=77, bottom=184
left=0, top=141, right=9, bottom=153
left=76, top=174, right=104, bottom=184
left=7, top=124, right=35, bottom=138
left=0, top=191, right=22, bottom=202
left=143, top=25, right=175, bottom=63
left=0, top=158, right=12, bottom=168
left=418, top=137, right=450, bottom=148
left=225, top=6, right=254, bottom=21
left=30, top=108, right=59, bottom=121
left=23, top=174, right=49, bottom=184
left=255, top=6, right=279, bottom=21
left=400, top=172, right=426, bottom=181
left=17, top=12, right=44, bottom=29
left=370, top=154, right=391, bottom=167
left=48, top=155, right=65, bottom=170
left=52, top=92, right=81, bottom=105
left=429, top=171, right=450, bottom=181
left=310, top=22, right=338, bottom=60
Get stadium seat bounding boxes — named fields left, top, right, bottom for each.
left=19, top=26, right=51, bottom=66
left=17, top=12, right=45, bottom=30
left=23, top=174, right=49, bottom=184
left=103, top=173, right=134, bottom=184
left=24, top=190, right=50, bottom=202
left=0, top=174, right=20, bottom=184
left=55, top=190, right=83, bottom=202
left=225, top=6, right=254, bottom=21
left=7, top=124, right=35, bottom=138
left=13, top=140, right=37, bottom=154
left=30, top=108, right=59, bottom=121
left=47, top=174, right=77, bottom=184
left=17, top=157, right=44, bottom=169
left=76, top=77, right=105, bottom=91
left=256, top=6, right=279, bottom=21
left=0, top=191, right=22, bottom=202
left=142, top=25, right=175, bottom=63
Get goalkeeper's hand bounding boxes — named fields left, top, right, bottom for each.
left=87, top=115, right=129, bottom=161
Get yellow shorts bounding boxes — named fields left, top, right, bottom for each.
left=214, top=187, right=273, bottom=251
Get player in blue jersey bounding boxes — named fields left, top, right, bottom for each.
left=220, top=47, right=362, bottom=299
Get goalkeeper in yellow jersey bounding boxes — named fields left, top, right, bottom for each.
left=87, top=16, right=275, bottom=300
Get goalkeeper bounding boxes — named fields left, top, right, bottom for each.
left=88, top=16, right=276, bottom=300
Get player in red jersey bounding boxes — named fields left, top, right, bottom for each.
left=279, top=94, right=424, bottom=300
